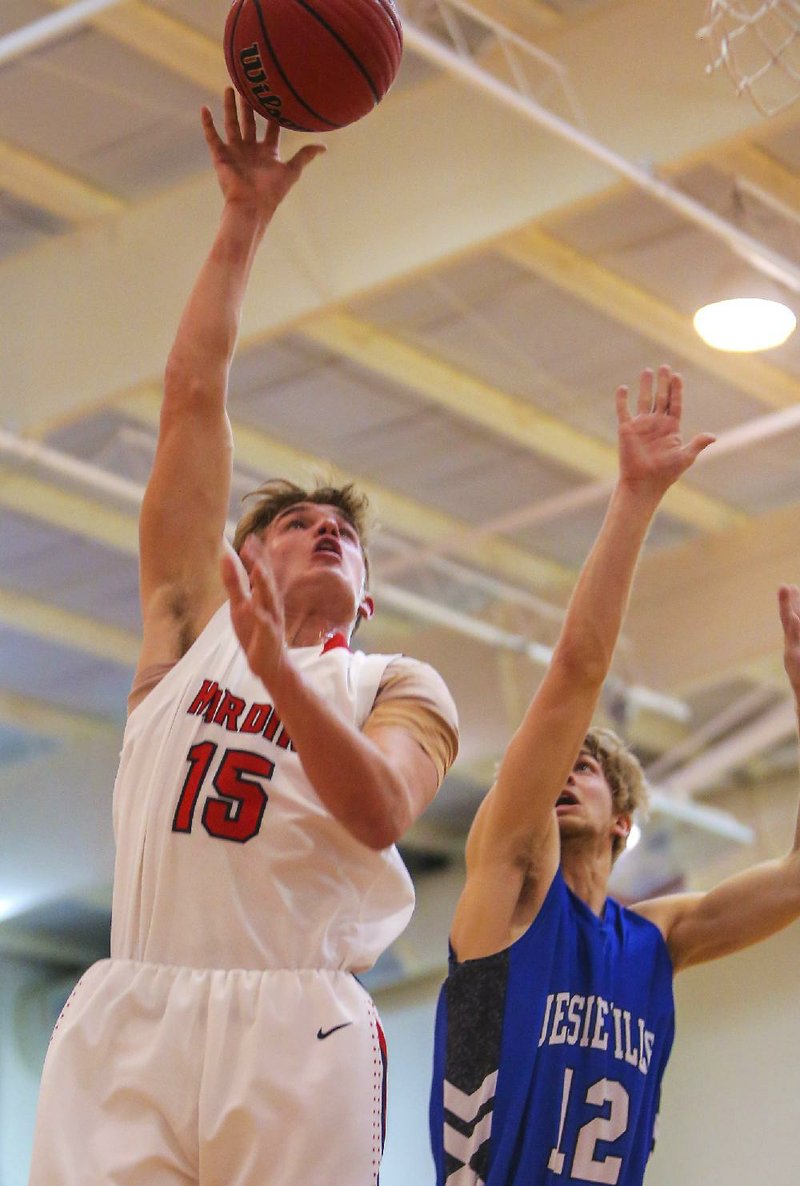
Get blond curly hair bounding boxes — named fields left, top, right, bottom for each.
left=582, top=727, right=649, bottom=859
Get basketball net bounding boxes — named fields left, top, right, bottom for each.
left=699, top=0, right=800, bottom=115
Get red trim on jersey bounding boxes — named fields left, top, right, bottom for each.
left=322, top=632, right=350, bottom=654
left=376, top=1014, right=388, bottom=1160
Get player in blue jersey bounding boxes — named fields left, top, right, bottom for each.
left=431, top=366, right=800, bottom=1186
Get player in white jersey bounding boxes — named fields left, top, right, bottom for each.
left=28, top=90, right=458, bottom=1186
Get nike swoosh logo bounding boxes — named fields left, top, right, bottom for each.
left=317, top=1022, right=353, bottom=1040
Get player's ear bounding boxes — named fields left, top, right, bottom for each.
left=612, top=811, right=632, bottom=846
left=357, top=593, right=375, bottom=623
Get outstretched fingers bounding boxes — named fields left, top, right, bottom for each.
left=636, top=367, right=654, bottom=415
left=681, top=431, right=716, bottom=465
left=263, top=116, right=281, bottom=151
left=779, top=584, right=800, bottom=642
left=615, top=383, right=631, bottom=425
left=221, top=548, right=251, bottom=609
left=240, top=93, right=257, bottom=141
left=249, top=553, right=281, bottom=620
left=240, top=535, right=280, bottom=620
left=223, top=86, right=243, bottom=142
left=201, top=105, right=224, bottom=152
left=286, top=142, right=326, bottom=181
left=667, top=371, right=683, bottom=420
left=653, top=364, right=673, bottom=414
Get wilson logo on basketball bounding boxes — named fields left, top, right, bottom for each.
left=238, top=43, right=285, bottom=123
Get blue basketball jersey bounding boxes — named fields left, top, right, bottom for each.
left=430, top=871, right=675, bottom=1186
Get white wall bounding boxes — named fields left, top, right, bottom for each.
left=377, top=975, right=443, bottom=1186
left=0, top=958, right=59, bottom=1186
left=647, top=919, right=800, bottom=1186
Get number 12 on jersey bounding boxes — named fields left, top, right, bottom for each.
left=548, top=1068, right=629, bottom=1184
left=172, top=742, right=274, bottom=843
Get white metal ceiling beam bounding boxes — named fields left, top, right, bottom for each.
left=647, top=788, right=755, bottom=843
left=645, top=684, right=779, bottom=783
left=400, top=1, right=800, bottom=294
left=0, top=0, right=127, bottom=66
left=657, top=698, right=798, bottom=801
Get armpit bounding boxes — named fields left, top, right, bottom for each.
left=127, top=661, right=177, bottom=715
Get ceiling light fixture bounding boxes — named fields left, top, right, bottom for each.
left=693, top=181, right=798, bottom=353
left=694, top=295, right=797, bottom=352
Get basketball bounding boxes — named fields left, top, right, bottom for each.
left=224, top=0, right=403, bottom=133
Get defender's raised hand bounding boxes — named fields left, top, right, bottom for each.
left=201, top=88, right=324, bottom=217
left=616, top=365, right=715, bottom=500
left=779, top=584, right=800, bottom=695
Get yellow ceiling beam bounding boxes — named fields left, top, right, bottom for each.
left=500, top=225, right=800, bottom=413
left=0, top=469, right=138, bottom=554
left=0, top=139, right=124, bottom=224
left=118, top=384, right=571, bottom=590
left=716, top=141, right=800, bottom=213
left=48, top=0, right=229, bottom=93
left=0, top=690, right=116, bottom=742
left=463, top=0, right=563, bottom=32
left=301, top=310, right=743, bottom=534
left=0, top=588, right=139, bottom=666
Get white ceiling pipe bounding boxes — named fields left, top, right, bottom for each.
left=647, top=788, right=755, bottom=843
left=377, top=535, right=565, bottom=620
left=693, top=400, right=800, bottom=462
left=0, top=427, right=144, bottom=508
left=378, top=394, right=800, bottom=588
left=646, top=683, right=779, bottom=782
left=400, top=10, right=800, bottom=295
left=378, top=478, right=614, bottom=580
left=660, top=697, right=799, bottom=800
left=374, top=580, right=556, bottom=665
left=0, top=0, right=128, bottom=68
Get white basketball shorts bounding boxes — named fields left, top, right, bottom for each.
left=28, top=959, right=388, bottom=1186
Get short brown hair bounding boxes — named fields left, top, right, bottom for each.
left=582, top=727, right=649, bottom=859
left=233, top=479, right=372, bottom=581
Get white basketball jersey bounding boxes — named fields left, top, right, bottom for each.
left=110, top=603, right=415, bottom=971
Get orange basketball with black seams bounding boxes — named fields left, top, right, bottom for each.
left=224, top=0, right=403, bottom=132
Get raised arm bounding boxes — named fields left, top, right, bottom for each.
left=220, top=540, right=448, bottom=849
left=451, top=368, right=715, bottom=959
left=136, top=92, right=323, bottom=679
left=635, top=584, right=800, bottom=972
